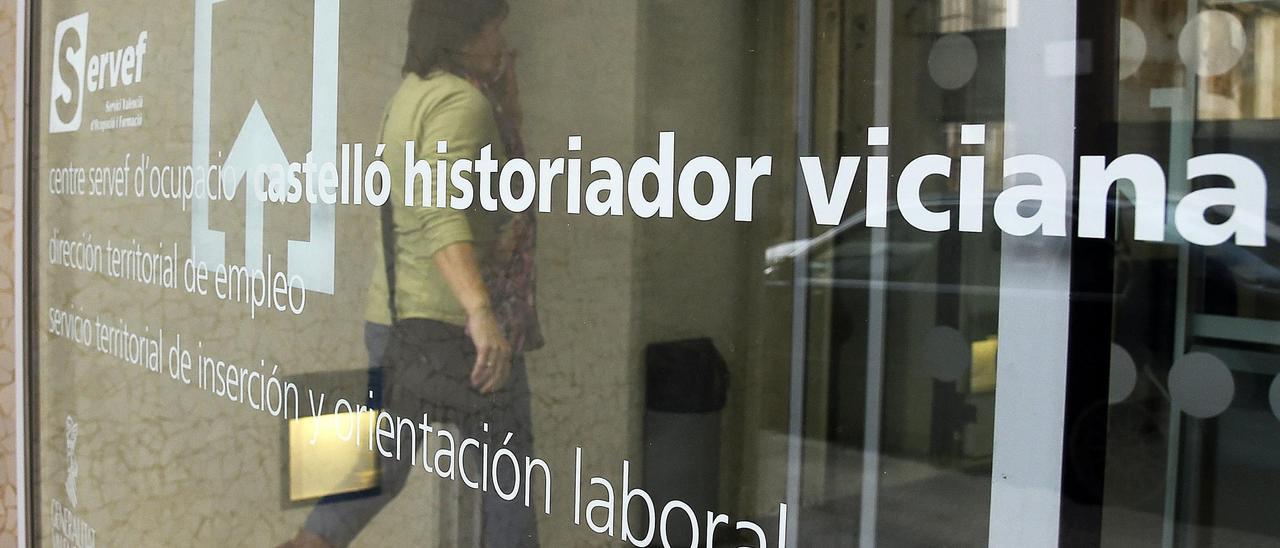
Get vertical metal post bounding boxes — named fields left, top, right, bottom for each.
left=1160, top=4, right=1201, bottom=545
left=1060, top=2, right=1121, bottom=543
left=989, top=2, right=1078, bottom=545
left=14, top=0, right=30, bottom=544
left=858, top=1, right=893, bottom=546
left=786, top=0, right=816, bottom=544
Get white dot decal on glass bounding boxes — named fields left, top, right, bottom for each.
left=960, top=124, right=985, bottom=145
left=1118, top=17, right=1147, bottom=80
left=928, top=33, right=978, bottom=90
left=1178, top=10, right=1246, bottom=77
left=1108, top=344, right=1137, bottom=404
left=922, top=326, right=969, bottom=382
left=1270, top=375, right=1280, bottom=422
left=867, top=126, right=889, bottom=146
left=1168, top=352, right=1234, bottom=418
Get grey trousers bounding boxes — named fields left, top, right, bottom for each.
left=303, top=322, right=539, bottom=547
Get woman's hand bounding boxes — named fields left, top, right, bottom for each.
left=430, top=242, right=512, bottom=394
left=466, top=306, right=511, bottom=394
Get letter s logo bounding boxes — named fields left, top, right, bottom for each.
left=50, top=13, right=88, bottom=134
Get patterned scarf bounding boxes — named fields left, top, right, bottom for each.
left=466, top=73, right=544, bottom=353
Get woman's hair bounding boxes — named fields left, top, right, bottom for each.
left=403, top=0, right=509, bottom=78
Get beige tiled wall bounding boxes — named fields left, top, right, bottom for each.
left=1, top=0, right=19, bottom=544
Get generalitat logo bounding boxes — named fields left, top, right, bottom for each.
left=49, top=11, right=149, bottom=134
left=52, top=414, right=97, bottom=547
left=65, top=415, right=79, bottom=507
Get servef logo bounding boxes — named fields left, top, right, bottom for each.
left=49, top=13, right=149, bottom=134
left=50, top=12, right=88, bottom=134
